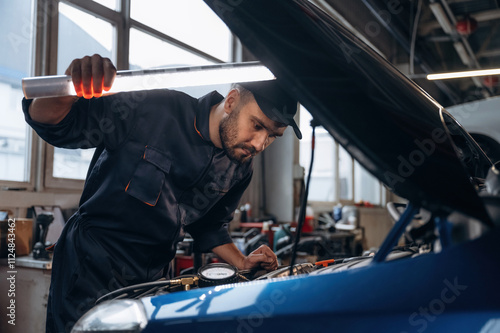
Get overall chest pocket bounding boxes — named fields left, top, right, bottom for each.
left=125, top=146, right=171, bottom=206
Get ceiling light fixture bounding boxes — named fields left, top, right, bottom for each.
left=427, top=68, right=500, bottom=80
left=429, top=2, right=454, bottom=34
left=22, top=62, right=275, bottom=99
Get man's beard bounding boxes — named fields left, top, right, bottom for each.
left=219, top=105, right=256, bottom=164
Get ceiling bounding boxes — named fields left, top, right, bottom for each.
left=310, top=0, right=500, bottom=107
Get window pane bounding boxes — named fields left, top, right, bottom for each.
left=130, top=0, right=232, bottom=62
left=57, top=2, right=114, bottom=74
left=93, top=0, right=119, bottom=11
left=55, top=2, right=115, bottom=179
left=338, top=145, right=353, bottom=200
left=354, top=161, right=381, bottom=205
left=53, top=149, right=95, bottom=179
left=299, top=107, right=336, bottom=201
left=0, top=0, right=34, bottom=182
left=129, top=28, right=213, bottom=69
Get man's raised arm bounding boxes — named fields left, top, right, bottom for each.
left=28, top=54, right=116, bottom=124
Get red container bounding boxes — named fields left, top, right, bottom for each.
left=174, top=255, right=193, bottom=276
left=302, top=215, right=314, bottom=233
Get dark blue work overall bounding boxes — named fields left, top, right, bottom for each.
left=23, top=89, right=252, bottom=333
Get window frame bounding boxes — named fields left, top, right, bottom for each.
left=36, top=0, right=236, bottom=191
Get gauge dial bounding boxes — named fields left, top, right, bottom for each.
left=198, top=263, right=238, bottom=287
left=201, top=266, right=235, bottom=279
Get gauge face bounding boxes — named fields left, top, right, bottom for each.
left=200, top=265, right=236, bottom=280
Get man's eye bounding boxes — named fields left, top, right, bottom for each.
left=254, top=123, right=263, bottom=130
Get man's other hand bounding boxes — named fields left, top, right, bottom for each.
left=243, top=245, right=278, bottom=271
left=66, top=54, right=116, bottom=99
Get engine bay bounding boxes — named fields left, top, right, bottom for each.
left=94, top=227, right=453, bottom=305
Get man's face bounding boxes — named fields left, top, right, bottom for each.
left=219, top=99, right=286, bottom=164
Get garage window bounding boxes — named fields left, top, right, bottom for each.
left=130, top=0, right=232, bottom=63
left=0, top=0, right=35, bottom=186
left=300, top=107, right=384, bottom=206
left=15, top=0, right=237, bottom=190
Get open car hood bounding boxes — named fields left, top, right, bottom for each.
left=205, top=0, right=492, bottom=224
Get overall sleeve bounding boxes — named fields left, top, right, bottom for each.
left=186, top=170, right=253, bottom=253
left=22, top=92, right=139, bottom=150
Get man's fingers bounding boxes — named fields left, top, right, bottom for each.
left=91, top=54, right=104, bottom=97
left=247, top=250, right=278, bottom=271
left=67, top=59, right=83, bottom=97
left=248, top=253, right=273, bottom=266
left=80, top=56, right=93, bottom=99
left=251, top=245, right=277, bottom=265
left=253, top=244, right=274, bottom=256
left=102, top=57, right=116, bottom=91
left=261, top=262, right=277, bottom=271
left=247, top=253, right=267, bottom=263
left=260, top=255, right=278, bottom=270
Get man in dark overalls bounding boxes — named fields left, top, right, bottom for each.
left=22, top=54, right=302, bottom=333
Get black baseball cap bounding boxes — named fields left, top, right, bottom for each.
left=238, top=80, right=302, bottom=139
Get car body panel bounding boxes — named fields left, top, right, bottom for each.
left=141, top=227, right=500, bottom=332
left=203, top=0, right=491, bottom=223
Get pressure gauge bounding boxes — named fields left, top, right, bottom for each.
left=198, top=263, right=239, bottom=287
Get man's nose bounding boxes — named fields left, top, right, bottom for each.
left=251, top=132, right=269, bottom=153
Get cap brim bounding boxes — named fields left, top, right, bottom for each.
left=289, top=119, right=302, bottom=140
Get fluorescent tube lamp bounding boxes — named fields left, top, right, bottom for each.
left=22, top=62, right=275, bottom=99
left=427, top=68, right=500, bottom=80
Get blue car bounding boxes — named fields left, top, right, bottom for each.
left=71, top=0, right=500, bottom=332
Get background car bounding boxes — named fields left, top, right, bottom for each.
left=447, top=96, right=500, bottom=163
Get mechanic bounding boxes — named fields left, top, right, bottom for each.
left=22, top=54, right=302, bottom=333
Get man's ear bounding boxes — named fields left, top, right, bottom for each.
left=224, top=88, right=240, bottom=115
